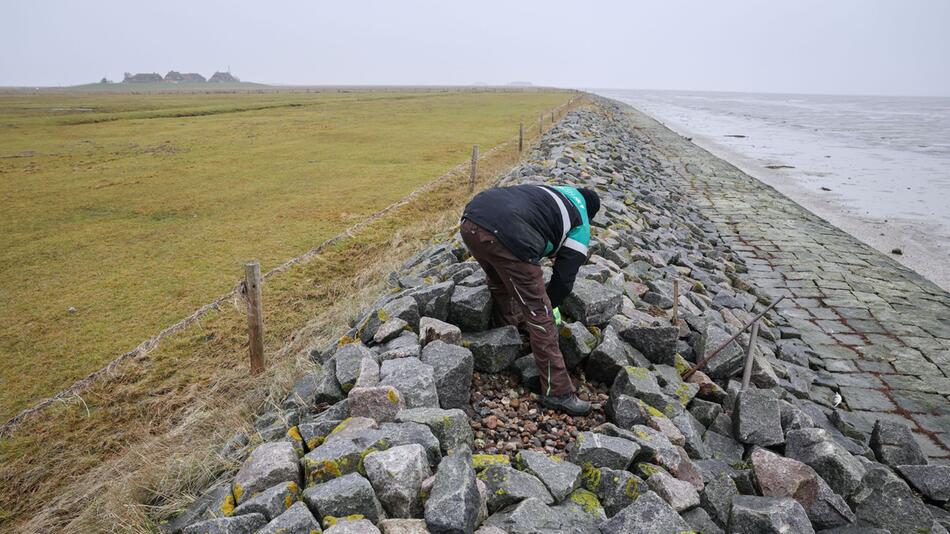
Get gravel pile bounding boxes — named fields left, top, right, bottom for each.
left=469, top=370, right=609, bottom=456
left=161, top=98, right=950, bottom=534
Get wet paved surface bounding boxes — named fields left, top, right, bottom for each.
left=621, top=105, right=950, bottom=462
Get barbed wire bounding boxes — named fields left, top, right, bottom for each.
left=0, top=96, right=578, bottom=438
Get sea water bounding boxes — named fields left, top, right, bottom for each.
left=597, top=89, right=950, bottom=291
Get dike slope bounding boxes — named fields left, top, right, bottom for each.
left=158, top=98, right=950, bottom=534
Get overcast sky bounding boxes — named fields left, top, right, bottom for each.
left=2, top=0, right=949, bottom=96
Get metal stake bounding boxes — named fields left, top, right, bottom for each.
left=740, top=321, right=760, bottom=391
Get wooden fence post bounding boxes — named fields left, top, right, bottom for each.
left=672, top=279, right=680, bottom=324
left=469, top=145, right=479, bottom=193
left=244, top=261, right=265, bottom=375
left=518, top=122, right=524, bottom=153
left=539, top=114, right=543, bottom=135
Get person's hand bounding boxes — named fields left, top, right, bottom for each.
left=552, top=307, right=562, bottom=325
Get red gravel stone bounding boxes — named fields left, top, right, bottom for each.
left=468, top=369, right=607, bottom=460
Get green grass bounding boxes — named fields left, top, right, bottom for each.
left=0, top=89, right=569, bottom=420
left=20, top=81, right=271, bottom=93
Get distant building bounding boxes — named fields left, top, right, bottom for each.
left=121, top=70, right=236, bottom=84
left=209, top=71, right=239, bottom=83
left=163, top=71, right=207, bottom=83
left=180, top=72, right=206, bottom=82
left=508, top=81, right=534, bottom=87
left=123, top=72, right=164, bottom=83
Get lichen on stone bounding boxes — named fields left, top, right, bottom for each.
left=308, top=458, right=345, bottom=482
left=673, top=354, right=691, bottom=375
left=472, top=454, right=510, bottom=471
left=582, top=463, right=601, bottom=490
left=639, top=399, right=666, bottom=418
left=626, top=366, right=650, bottom=379
left=232, top=483, right=244, bottom=504
left=386, top=388, right=400, bottom=404
left=330, top=418, right=352, bottom=435
left=623, top=477, right=642, bottom=499
left=730, top=459, right=753, bottom=471
left=220, top=492, right=236, bottom=516
left=287, top=426, right=303, bottom=442
left=357, top=446, right=383, bottom=475
left=323, top=514, right=365, bottom=527
left=672, top=382, right=692, bottom=407
left=569, top=489, right=602, bottom=514
left=637, top=463, right=661, bottom=478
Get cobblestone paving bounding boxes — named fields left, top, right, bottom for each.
left=620, top=105, right=950, bottom=462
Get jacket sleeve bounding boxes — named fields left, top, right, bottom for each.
left=546, top=247, right=587, bottom=309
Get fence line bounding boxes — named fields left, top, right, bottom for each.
left=0, top=97, right=578, bottom=437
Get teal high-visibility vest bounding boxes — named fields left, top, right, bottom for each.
left=539, top=185, right=591, bottom=258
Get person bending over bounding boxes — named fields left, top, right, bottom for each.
left=460, top=183, right=600, bottom=416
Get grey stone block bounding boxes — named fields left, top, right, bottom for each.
left=233, top=442, right=301, bottom=505
left=256, top=501, right=321, bottom=534
left=514, top=449, right=582, bottom=503
left=870, top=419, right=927, bottom=467
left=599, top=491, right=691, bottom=534
left=302, top=472, right=384, bottom=524
left=462, top=326, right=522, bottom=373
left=449, top=285, right=492, bottom=332
left=364, top=444, right=432, bottom=518
left=379, top=357, right=440, bottom=409
left=424, top=448, right=480, bottom=534
left=182, top=514, right=267, bottom=534
left=568, top=431, right=640, bottom=471
left=561, top=278, right=622, bottom=326
left=727, top=495, right=814, bottom=534
left=419, top=340, right=473, bottom=409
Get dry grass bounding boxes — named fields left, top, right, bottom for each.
left=0, top=89, right=566, bottom=420
left=0, top=95, right=588, bottom=533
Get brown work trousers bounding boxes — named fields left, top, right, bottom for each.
left=460, top=219, right=575, bottom=396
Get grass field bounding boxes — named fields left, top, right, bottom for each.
left=0, top=89, right=568, bottom=421
left=0, top=88, right=581, bottom=532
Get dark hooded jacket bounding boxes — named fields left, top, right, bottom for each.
left=462, top=184, right=591, bottom=308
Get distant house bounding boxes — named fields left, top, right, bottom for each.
left=208, top=71, right=239, bottom=83
left=180, top=72, right=206, bottom=82
left=164, top=71, right=207, bottom=83
left=121, top=70, right=235, bottom=84
left=123, top=72, right=164, bottom=83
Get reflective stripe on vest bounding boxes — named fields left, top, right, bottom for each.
left=563, top=237, right=588, bottom=255
left=536, top=185, right=571, bottom=253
